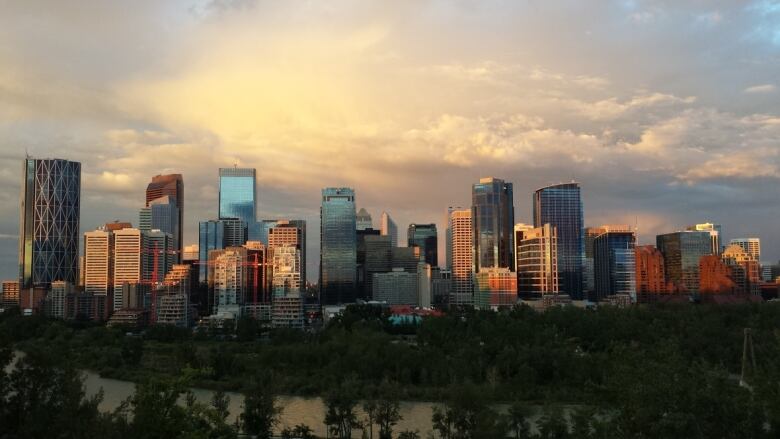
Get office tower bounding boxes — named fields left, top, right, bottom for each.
left=722, top=244, right=761, bottom=295
left=362, top=234, right=392, bottom=299
left=272, top=295, right=305, bottom=329
left=656, top=231, right=712, bottom=294
left=593, top=228, right=636, bottom=301
left=223, top=219, right=248, bottom=247
left=516, top=224, right=559, bottom=300
left=418, top=262, right=432, bottom=308
left=219, top=167, right=256, bottom=223
left=472, top=177, right=514, bottom=272
left=113, top=228, right=144, bottom=311
left=699, top=256, right=737, bottom=294
left=197, top=219, right=249, bottom=283
left=19, top=158, right=81, bottom=288
left=145, top=174, right=183, bottom=259
left=392, top=247, right=421, bottom=273
left=475, top=268, right=517, bottom=310
left=1, top=280, right=20, bottom=308
left=244, top=241, right=273, bottom=304
left=320, top=188, right=357, bottom=305
left=143, top=230, right=174, bottom=284
left=513, top=223, right=533, bottom=271
left=357, top=228, right=381, bottom=299
left=449, top=209, right=473, bottom=305
left=83, top=229, right=113, bottom=297
left=408, top=223, right=438, bottom=267
left=687, top=223, right=722, bottom=255
left=183, top=245, right=199, bottom=261
left=634, top=245, right=669, bottom=300
left=156, top=264, right=191, bottom=327
left=356, top=208, right=373, bottom=231
left=431, top=269, right=452, bottom=306
left=211, top=247, right=248, bottom=318
left=533, top=182, right=584, bottom=299
left=272, top=245, right=302, bottom=297
left=729, top=238, right=761, bottom=262
left=139, top=195, right=180, bottom=256
left=47, top=280, right=74, bottom=319
left=380, top=211, right=398, bottom=247
left=373, top=268, right=418, bottom=305
left=268, top=220, right=307, bottom=288
left=584, top=227, right=604, bottom=294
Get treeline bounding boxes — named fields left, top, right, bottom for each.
left=4, top=303, right=780, bottom=437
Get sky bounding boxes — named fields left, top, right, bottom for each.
left=0, top=0, right=778, bottom=282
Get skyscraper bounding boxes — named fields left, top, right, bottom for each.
left=722, top=244, right=761, bottom=296
left=320, top=188, right=357, bottom=305
left=139, top=195, right=180, bottom=257
left=356, top=208, right=373, bottom=231
left=113, top=228, right=144, bottom=311
left=472, top=177, right=514, bottom=272
left=83, top=228, right=114, bottom=297
left=380, top=211, right=398, bottom=247
left=145, top=174, right=183, bottom=259
left=198, top=220, right=225, bottom=284
left=272, top=245, right=302, bottom=298
left=634, top=245, right=669, bottom=300
left=729, top=238, right=761, bottom=262
left=268, top=220, right=307, bottom=288
left=407, top=223, right=438, bottom=267
left=19, top=158, right=81, bottom=288
left=593, top=228, right=636, bottom=301
left=449, top=209, right=473, bottom=305
left=475, top=268, right=517, bottom=310
left=687, top=222, right=722, bottom=255
left=516, top=224, right=559, bottom=299
left=656, top=231, right=712, bottom=294
left=210, top=247, right=247, bottom=319
left=219, top=167, right=256, bottom=224
left=533, top=182, right=584, bottom=299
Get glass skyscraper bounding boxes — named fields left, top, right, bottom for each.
left=219, top=167, right=256, bottom=224
left=407, top=223, right=438, bottom=267
left=533, top=182, right=584, bottom=299
left=19, top=158, right=81, bottom=288
left=198, top=220, right=225, bottom=284
left=145, top=174, right=183, bottom=260
left=472, top=177, right=514, bottom=272
left=656, top=231, right=712, bottom=294
left=320, top=188, right=357, bottom=304
left=593, top=229, right=636, bottom=301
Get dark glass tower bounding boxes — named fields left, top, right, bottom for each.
left=472, top=177, right=514, bottom=271
left=656, top=231, right=712, bottom=294
left=407, top=223, right=438, bottom=267
left=19, top=158, right=81, bottom=288
left=320, top=188, right=357, bottom=304
left=145, top=174, right=183, bottom=260
left=218, top=167, right=256, bottom=224
left=593, top=230, right=636, bottom=301
left=533, top=182, right=584, bottom=299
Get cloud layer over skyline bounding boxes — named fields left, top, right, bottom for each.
left=0, top=0, right=778, bottom=280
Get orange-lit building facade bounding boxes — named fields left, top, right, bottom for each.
left=699, top=255, right=737, bottom=294
left=634, top=245, right=670, bottom=301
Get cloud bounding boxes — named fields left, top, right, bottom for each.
left=744, top=84, right=777, bottom=93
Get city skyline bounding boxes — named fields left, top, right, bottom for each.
left=1, top=1, right=779, bottom=281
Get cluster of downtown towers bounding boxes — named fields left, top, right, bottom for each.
left=19, top=157, right=762, bottom=316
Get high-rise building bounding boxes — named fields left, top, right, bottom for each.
left=408, top=223, right=438, bottom=267
left=143, top=230, right=174, bottom=284
left=729, top=238, right=761, bottom=262
left=156, top=264, right=191, bottom=327
left=139, top=195, right=180, bottom=256
left=145, top=174, right=183, bottom=260
left=449, top=209, right=473, bottom=305
left=113, top=228, right=144, bottom=311
left=356, top=208, right=373, bottom=231
left=533, top=182, right=584, bottom=299
left=272, top=245, right=302, bottom=297
left=19, top=158, right=81, bottom=288
left=83, top=228, right=114, bottom=297
left=219, top=167, right=256, bottom=224
left=593, top=228, right=636, bottom=301
left=362, top=234, right=392, bottom=299
left=516, top=224, right=559, bottom=300
left=472, top=177, right=514, bottom=272
left=210, top=247, right=248, bottom=319
left=699, top=256, right=737, bottom=295
left=1, top=280, right=20, bottom=308
left=722, top=244, right=761, bottom=296
left=656, top=231, right=712, bottom=294
left=356, top=228, right=381, bottom=299
left=244, top=241, right=273, bottom=305
left=687, top=223, right=722, bottom=255
left=268, top=220, right=307, bottom=288
left=513, top=223, right=533, bottom=272
left=380, top=211, right=398, bottom=247
left=198, top=220, right=225, bottom=284
left=634, top=245, right=669, bottom=300
left=373, top=268, right=418, bottom=306
left=320, top=188, right=357, bottom=305
left=475, top=268, right=517, bottom=310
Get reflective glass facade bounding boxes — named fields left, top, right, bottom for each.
left=407, top=223, right=438, bottom=267
left=19, top=158, right=81, bottom=288
left=218, top=168, right=256, bottom=223
left=656, top=231, right=712, bottom=294
left=198, top=220, right=225, bottom=284
left=533, top=183, right=584, bottom=299
left=472, top=177, right=514, bottom=271
left=320, top=188, right=357, bottom=304
left=593, top=231, right=636, bottom=301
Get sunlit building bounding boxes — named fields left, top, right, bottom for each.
left=516, top=224, right=559, bottom=300
left=272, top=245, right=302, bottom=298
left=449, top=209, right=473, bottom=305
left=83, top=228, right=114, bottom=297
left=219, top=167, right=256, bottom=224
left=656, top=231, right=712, bottom=294
left=113, top=228, right=144, bottom=311
left=210, top=247, right=248, bottom=320
left=634, top=245, right=669, bottom=300
left=320, top=188, right=357, bottom=305
left=687, top=222, right=722, bottom=255
left=19, top=157, right=81, bottom=288
left=139, top=195, right=180, bottom=257
left=145, top=174, right=183, bottom=260
left=699, top=255, right=737, bottom=294
left=380, top=211, right=398, bottom=247
left=729, top=238, right=761, bottom=262
left=475, top=267, right=517, bottom=310
left=533, top=182, right=584, bottom=299
left=156, top=264, right=191, bottom=327
left=268, top=220, right=306, bottom=290
left=356, top=208, right=373, bottom=231
left=408, top=223, right=438, bottom=267
left=722, top=244, right=761, bottom=296
left=1, top=280, right=20, bottom=308
left=472, top=177, right=514, bottom=272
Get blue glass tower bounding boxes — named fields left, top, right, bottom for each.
left=472, top=177, right=515, bottom=271
left=198, top=220, right=225, bottom=284
left=320, top=188, right=357, bottom=304
left=533, top=182, right=584, bottom=299
left=593, top=230, right=636, bottom=301
left=19, top=158, right=81, bottom=288
left=218, top=167, right=256, bottom=224
left=656, top=231, right=712, bottom=294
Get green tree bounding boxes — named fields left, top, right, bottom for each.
left=238, top=376, right=282, bottom=438
left=281, top=424, right=315, bottom=439
left=324, top=379, right=362, bottom=438
left=375, top=380, right=402, bottom=439
left=505, top=402, right=534, bottom=439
